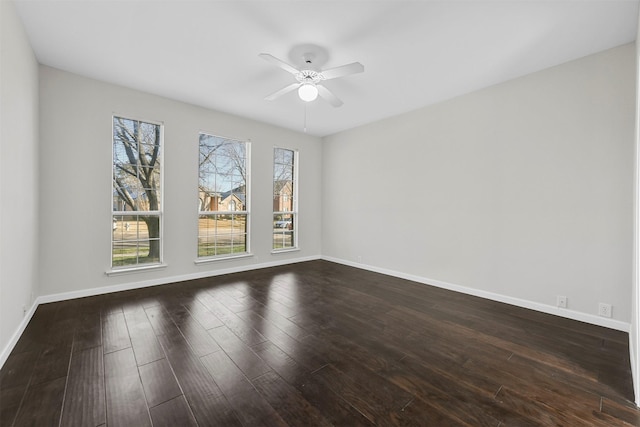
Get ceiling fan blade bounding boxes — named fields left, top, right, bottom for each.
left=265, top=82, right=300, bottom=101
left=259, top=53, right=300, bottom=75
left=320, top=62, right=364, bottom=80
left=317, top=85, right=343, bottom=107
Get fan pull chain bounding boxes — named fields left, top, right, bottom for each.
left=303, top=103, right=307, bottom=133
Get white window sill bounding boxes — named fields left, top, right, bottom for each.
left=271, top=248, right=300, bottom=255
left=105, top=263, right=168, bottom=276
left=194, top=253, right=254, bottom=265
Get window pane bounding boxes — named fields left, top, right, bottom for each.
left=273, top=148, right=296, bottom=250
left=112, top=116, right=162, bottom=268
left=273, top=213, right=294, bottom=249
left=112, top=117, right=161, bottom=214
left=231, top=214, right=247, bottom=233
left=198, top=134, right=249, bottom=259
left=197, top=214, right=247, bottom=255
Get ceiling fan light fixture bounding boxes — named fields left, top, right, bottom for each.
left=298, top=83, right=318, bottom=102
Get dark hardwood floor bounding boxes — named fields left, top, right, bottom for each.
left=1, top=260, right=639, bottom=426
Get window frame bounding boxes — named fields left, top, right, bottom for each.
left=110, top=114, right=165, bottom=272
left=196, top=133, right=251, bottom=261
left=272, top=147, right=299, bottom=252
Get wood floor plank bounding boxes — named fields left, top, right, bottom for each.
left=0, top=350, right=40, bottom=426
left=463, top=352, right=612, bottom=417
left=123, top=305, right=165, bottom=366
left=296, top=373, right=376, bottom=426
left=102, top=311, right=131, bottom=354
left=0, top=385, right=26, bottom=426
left=12, top=376, right=66, bottom=427
left=10, top=304, right=59, bottom=354
left=601, top=397, right=640, bottom=426
left=379, top=355, right=506, bottom=426
left=28, top=315, right=76, bottom=386
left=149, top=395, right=198, bottom=427
left=197, top=292, right=268, bottom=346
left=144, top=305, right=175, bottom=336
left=494, top=386, right=609, bottom=426
left=389, top=396, right=472, bottom=427
left=157, top=327, right=243, bottom=427
left=251, top=370, right=333, bottom=426
left=138, top=358, right=182, bottom=408
left=311, top=363, right=413, bottom=425
left=0, top=350, right=39, bottom=390
left=200, top=350, right=288, bottom=427
left=237, top=314, right=327, bottom=372
left=72, top=311, right=102, bottom=352
left=164, top=305, right=222, bottom=357
left=60, top=346, right=106, bottom=427
left=237, top=308, right=309, bottom=341
left=104, top=347, right=152, bottom=427
left=207, top=287, right=250, bottom=313
left=251, top=339, right=309, bottom=386
left=208, top=325, right=271, bottom=379
left=183, top=298, right=223, bottom=329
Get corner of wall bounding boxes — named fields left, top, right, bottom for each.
left=0, top=0, right=41, bottom=369
left=628, top=8, right=640, bottom=407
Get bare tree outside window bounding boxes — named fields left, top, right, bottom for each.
left=198, top=134, right=249, bottom=257
left=112, top=116, right=162, bottom=267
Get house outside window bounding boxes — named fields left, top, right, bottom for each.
left=273, top=147, right=297, bottom=250
left=198, top=134, right=249, bottom=258
left=112, top=116, right=163, bottom=268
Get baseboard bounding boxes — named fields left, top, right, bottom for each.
left=322, top=256, right=631, bottom=332
left=0, top=300, right=39, bottom=369
left=2, top=254, right=629, bottom=371
left=38, top=255, right=322, bottom=304
left=630, top=339, right=639, bottom=406
left=0, top=255, right=320, bottom=371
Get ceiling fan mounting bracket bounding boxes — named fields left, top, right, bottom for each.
left=302, top=52, right=315, bottom=65
left=289, top=44, right=329, bottom=70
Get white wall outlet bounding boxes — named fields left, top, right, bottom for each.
left=557, top=295, right=567, bottom=308
left=357, top=256, right=362, bottom=263
left=22, top=305, right=26, bottom=316
left=598, top=303, right=612, bottom=318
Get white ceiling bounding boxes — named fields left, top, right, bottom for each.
left=13, top=0, right=640, bottom=137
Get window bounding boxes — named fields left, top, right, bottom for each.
left=112, top=116, right=162, bottom=268
left=198, top=134, right=249, bottom=258
left=273, top=148, right=297, bottom=250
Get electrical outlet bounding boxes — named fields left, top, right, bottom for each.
left=598, top=303, right=612, bottom=318
left=357, top=256, right=362, bottom=263
left=557, top=295, right=567, bottom=308
left=22, top=305, right=26, bottom=316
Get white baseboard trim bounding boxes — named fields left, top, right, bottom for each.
left=0, top=255, right=320, bottom=370
left=0, top=300, right=39, bottom=369
left=322, top=256, right=631, bottom=333
left=2, top=255, right=629, bottom=371
left=630, top=340, right=639, bottom=406
left=38, top=255, right=322, bottom=305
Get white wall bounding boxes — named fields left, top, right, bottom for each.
left=323, top=44, right=635, bottom=328
left=38, top=66, right=322, bottom=298
left=0, top=0, right=40, bottom=361
left=631, top=12, right=640, bottom=406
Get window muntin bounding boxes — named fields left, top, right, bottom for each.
left=198, top=134, right=249, bottom=258
left=273, top=148, right=297, bottom=250
left=112, top=116, right=162, bottom=268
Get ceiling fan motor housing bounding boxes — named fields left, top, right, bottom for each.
left=296, top=69, right=324, bottom=85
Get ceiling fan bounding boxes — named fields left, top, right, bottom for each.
left=260, top=52, right=364, bottom=107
